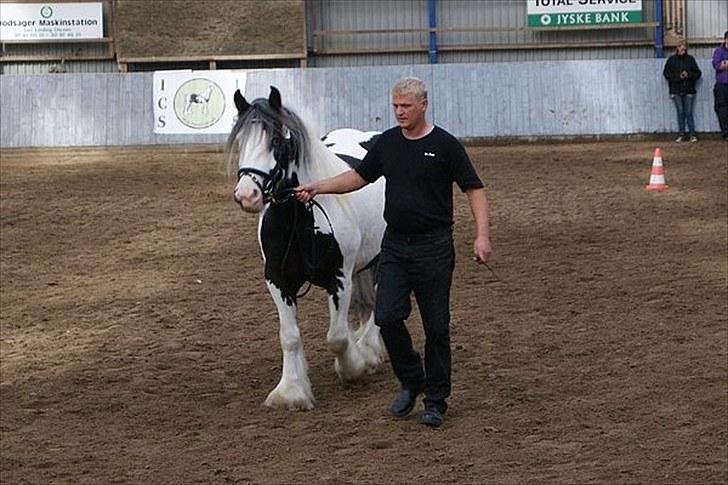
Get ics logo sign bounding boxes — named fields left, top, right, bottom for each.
left=153, top=71, right=246, bottom=135
left=172, top=79, right=225, bottom=129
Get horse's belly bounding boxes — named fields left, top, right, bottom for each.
left=349, top=179, right=386, bottom=267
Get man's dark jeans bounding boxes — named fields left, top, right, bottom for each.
left=375, top=227, right=455, bottom=413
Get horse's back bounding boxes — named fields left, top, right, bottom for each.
left=322, top=129, right=381, bottom=169
left=318, top=129, right=385, bottom=270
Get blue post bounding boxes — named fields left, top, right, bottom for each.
left=428, top=0, right=438, bottom=64
left=655, top=0, right=664, bottom=58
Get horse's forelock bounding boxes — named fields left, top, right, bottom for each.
left=224, top=98, right=312, bottom=180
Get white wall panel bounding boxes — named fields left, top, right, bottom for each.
left=687, top=0, right=728, bottom=40
left=0, top=59, right=721, bottom=148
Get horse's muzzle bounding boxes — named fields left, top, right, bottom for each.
left=234, top=189, right=263, bottom=213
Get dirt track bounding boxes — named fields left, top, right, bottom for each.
left=1, top=140, right=726, bottom=484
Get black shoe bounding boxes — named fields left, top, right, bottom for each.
left=419, top=408, right=444, bottom=427
left=390, top=388, right=422, bottom=418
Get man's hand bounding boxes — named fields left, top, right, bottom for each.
left=473, top=235, right=491, bottom=265
left=680, top=70, right=688, bottom=79
left=293, top=169, right=368, bottom=204
left=294, top=184, right=317, bottom=203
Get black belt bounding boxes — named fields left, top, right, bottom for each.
left=385, top=226, right=452, bottom=242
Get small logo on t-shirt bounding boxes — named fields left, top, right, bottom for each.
left=424, top=152, right=436, bottom=157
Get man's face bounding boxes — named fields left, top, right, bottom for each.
left=677, top=43, right=687, bottom=55
left=392, top=92, right=427, bottom=130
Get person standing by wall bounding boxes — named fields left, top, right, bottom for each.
left=295, top=77, right=492, bottom=428
left=663, top=39, right=702, bottom=143
left=712, top=31, right=728, bottom=141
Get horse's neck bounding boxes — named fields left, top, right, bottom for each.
left=297, top=131, right=350, bottom=185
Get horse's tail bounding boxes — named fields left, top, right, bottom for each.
left=351, top=255, right=378, bottom=315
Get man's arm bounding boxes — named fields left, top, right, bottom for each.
left=663, top=57, right=674, bottom=80
left=689, top=56, right=701, bottom=80
left=713, top=48, right=728, bottom=71
left=294, top=169, right=368, bottom=203
left=465, top=187, right=492, bottom=265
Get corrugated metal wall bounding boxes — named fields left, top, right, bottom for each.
left=2, top=1, right=725, bottom=70
left=0, top=41, right=113, bottom=62
left=687, top=0, right=727, bottom=40
left=307, top=0, right=667, bottom=67
left=305, top=0, right=727, bottom=67
left=1, top=59, right=721, bottom=148
left=1, top=60, right=118, bottom=75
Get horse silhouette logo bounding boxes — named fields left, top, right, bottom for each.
left=173, top=79, right=225, bottom=129
left=184, top=85, right=213, bottom=115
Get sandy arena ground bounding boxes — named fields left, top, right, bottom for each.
left=1, top=140, right=726, bottom=484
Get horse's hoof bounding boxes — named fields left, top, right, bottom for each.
left=264, top=385, right=315, bottom=411
left=334, top=356, right=366, bottom=383
left=357, top=348, right=382, bottom=374
left=355, top=337, right=385, bottom=372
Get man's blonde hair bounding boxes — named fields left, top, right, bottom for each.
left=392, top=77, right=428, bottom=101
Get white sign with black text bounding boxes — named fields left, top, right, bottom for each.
left=0, top=3, right=103, bottom=41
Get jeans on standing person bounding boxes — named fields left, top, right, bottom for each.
left=374, top=227, right=455, bottom=414
left=671, top=93, right=696, bottom=137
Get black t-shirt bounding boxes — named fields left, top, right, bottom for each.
left=355, top=126, right=484, bottom=234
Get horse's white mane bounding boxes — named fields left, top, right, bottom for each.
left=298, top=124, right=352, bottom=184
left=223, top=97, right=372, bottom=223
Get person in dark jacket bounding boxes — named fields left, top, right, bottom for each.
left=663, top=39, right=702, bottom=143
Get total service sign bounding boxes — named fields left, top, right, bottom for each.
left=527, top=0, right=643, bottom=27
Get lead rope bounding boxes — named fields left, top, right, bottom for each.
left=277, top=196, right=335, bottom=300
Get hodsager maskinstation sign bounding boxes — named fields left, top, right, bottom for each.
left=0, top=3, right=103, bottom=41
left=527, top=0, right=642, bottom=27
left=153, top=71, right=248, bottom=135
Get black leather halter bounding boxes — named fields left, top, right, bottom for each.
left=236, top=165, right=294, bottom=205
left=236, top=125, right=298, bottom=205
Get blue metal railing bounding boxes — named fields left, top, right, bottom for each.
left=655, top=0, right=664, bottom=58
left=428, top=0, right=438, bottom=64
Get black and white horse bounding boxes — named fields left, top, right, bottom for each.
left=185, top=85, right=213, bottom=115
left=224, top=87, right=387, bottom=410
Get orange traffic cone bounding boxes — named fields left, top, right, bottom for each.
left=645, top=148, right=669, bottom=191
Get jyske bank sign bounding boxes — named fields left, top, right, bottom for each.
left=527, top=0, right=642, bottom=27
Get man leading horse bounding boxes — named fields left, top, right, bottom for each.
left=295, top=77, right=492, bottom=428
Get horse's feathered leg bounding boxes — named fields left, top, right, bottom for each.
left=351, top=267, right=386, bottom=373
left=326, top=270, right=368, bottom=382
left=263, top=281, right=315, bottom=411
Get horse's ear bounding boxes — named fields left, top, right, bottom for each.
left=234, top=89, right=250, bottom=115
left=268, top=86, right=282, bottom=112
